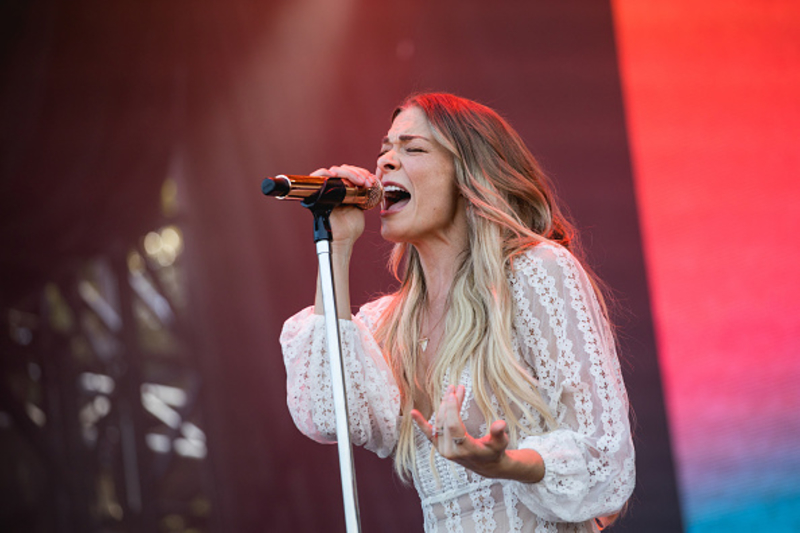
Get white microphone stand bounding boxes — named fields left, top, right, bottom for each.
left=304, top=185, right=362, bottom=533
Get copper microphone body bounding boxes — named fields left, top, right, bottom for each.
left=262, top=174, right=384, bottom=210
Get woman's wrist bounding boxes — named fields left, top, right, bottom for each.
left=495, top=448, right=545, bottom=483
left=314, top=241, right=354, bottom=319
left=330, top=238, right=356, bottom=263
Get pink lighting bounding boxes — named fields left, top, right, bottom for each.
left=612, top=0, right=800, bottom=527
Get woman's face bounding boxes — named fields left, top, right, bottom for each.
left=377, top=106, right=466, bottom=246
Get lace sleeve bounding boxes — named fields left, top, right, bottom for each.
left=504, top=244, right=636, bottom=523
left=280, top=299, right=400, bottom=458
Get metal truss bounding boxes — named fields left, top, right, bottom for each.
left=1, top=225, right=219, bottom=533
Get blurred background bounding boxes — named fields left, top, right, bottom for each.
left=1, top=0, right=797, bottom=531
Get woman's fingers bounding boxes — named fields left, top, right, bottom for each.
left=310, top=164, right=377, bottom=186
left=307, top=165, right=372, bottom=246
left=414, top=385, right=464, bottom=447
left=486, top=420, right=510, bottom=451
left=310, top=167, right=335, bottom=177
left=411, top=409, right=434, bottom=440
left=417, top=385, right=497, bottom=457
left=443, top=387, right=462, bottom=433
left=434, top=385, right=452, bottom=437
left=327, top=165, right=376, bottom=187
left=437, top=385, right=470, bottom=454
left=413, top=386, right=514, bottom=478
left=455, top=384, right=465, bottom=409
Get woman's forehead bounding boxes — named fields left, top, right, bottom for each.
left=385, top=107, right=431, bottom=140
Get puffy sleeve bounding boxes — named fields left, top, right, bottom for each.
left=280, top=297, right=401, bottom=458
left=504, top=244, right=636, bottom=523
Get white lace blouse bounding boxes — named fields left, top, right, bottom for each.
left=280, top=243, right=635, bottom=532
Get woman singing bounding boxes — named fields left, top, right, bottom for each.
left=280, top=93, right=635, bottom=532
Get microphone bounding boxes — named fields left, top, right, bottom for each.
left=261, top=175, right=383, bottom=210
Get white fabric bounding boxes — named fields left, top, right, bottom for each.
left=280, top=243, right=635, bottom=532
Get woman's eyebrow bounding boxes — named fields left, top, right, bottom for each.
left=381, top=134, right=428, bottom=144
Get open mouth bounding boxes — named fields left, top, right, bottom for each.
left=382, top=184, right=411, bottom=212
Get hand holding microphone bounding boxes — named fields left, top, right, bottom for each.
left=262, top=165, right=383, bottom=210
left=262, top=165, right=381, bottom=247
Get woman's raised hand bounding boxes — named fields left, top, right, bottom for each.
left=411, top=384, right=545, bottom=483
left=411, top=385, right=510, bottom=476
left=310, top=165, right=377, bottom=249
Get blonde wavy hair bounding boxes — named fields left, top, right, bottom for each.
left=375, top=93, right=603, bottom=481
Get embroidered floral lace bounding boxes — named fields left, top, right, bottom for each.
left=281, top=244, right=635, bottom=532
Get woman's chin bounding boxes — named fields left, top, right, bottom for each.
left=379, top=226, right=399, bottom=243
left=380, top=220, right=406, bottom=243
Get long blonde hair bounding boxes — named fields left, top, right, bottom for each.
left=376, top=93, right=599, bottom=480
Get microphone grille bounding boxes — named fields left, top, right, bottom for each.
left=363, top=182, right=384, bottom=210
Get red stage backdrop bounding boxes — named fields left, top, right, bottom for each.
left=613, top=1, right=800, bottom=530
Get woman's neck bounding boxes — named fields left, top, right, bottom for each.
left=414, top=213, right=469, bottom=303
left=416, top=239, right=464, bottom=304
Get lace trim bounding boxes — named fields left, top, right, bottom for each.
left=444, top=497, right=464, bottom=533
left=534, top=520, right=559, bottom=533
left=470, top=485, right=498, bottom=533
left=419, top=477, right=496, bottom=507
left=510, top=269, right=559, bottom=417
left=422, top=501, right=437, bottom=533
left=556, top=252, right=625, bottom=465
left=502, top=483, right=523, bottom=532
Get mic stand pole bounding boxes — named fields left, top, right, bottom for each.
left=301, top=182, right=362, bottom=533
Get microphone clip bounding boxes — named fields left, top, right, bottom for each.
left=299, top=178, right=348, bottom=211
left=300, top=179, right=347, bottom=243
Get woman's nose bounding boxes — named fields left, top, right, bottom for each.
left=378, top=150, right=398, bottom=173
